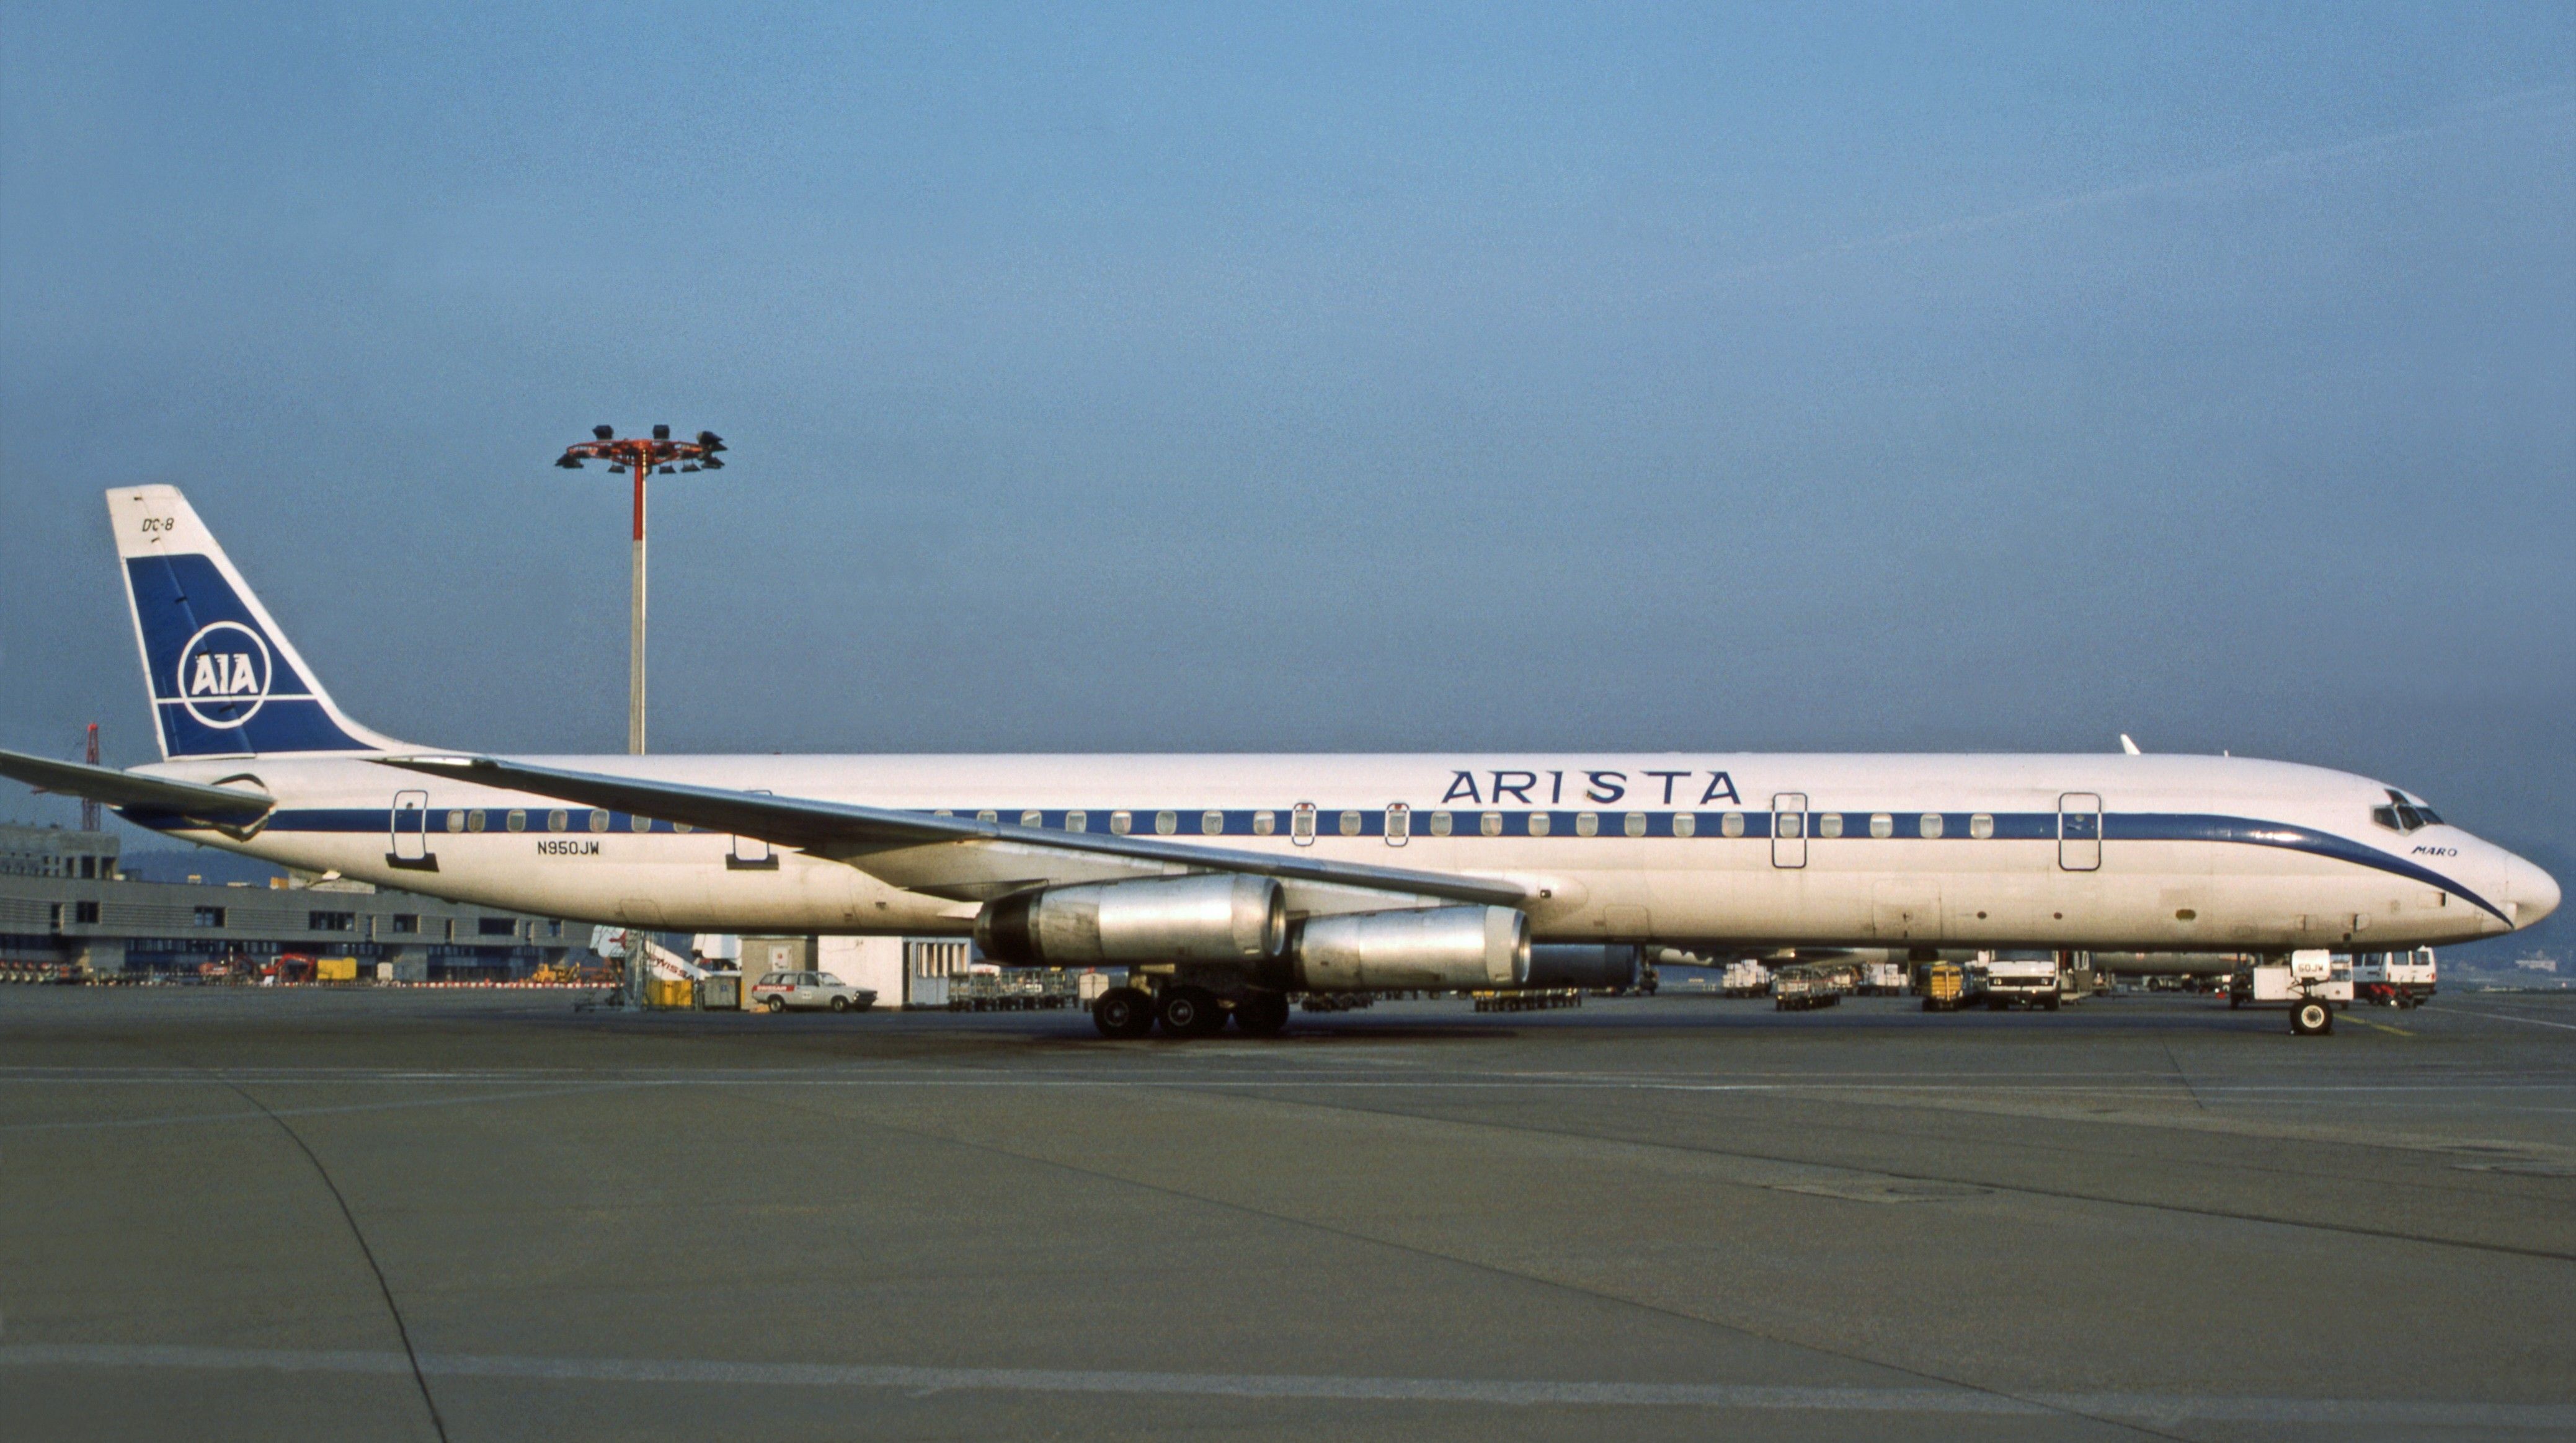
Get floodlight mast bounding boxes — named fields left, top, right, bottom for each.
left=554, top=425, right=728, bottom=754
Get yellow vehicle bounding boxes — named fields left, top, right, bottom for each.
left=1921, top=961, right=1966, bottom=1012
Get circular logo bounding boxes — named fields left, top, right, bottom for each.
left=175, top=621, right=275, bottom=729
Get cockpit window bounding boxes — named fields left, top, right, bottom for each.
left=2371, top=790, right=2442, bottom=833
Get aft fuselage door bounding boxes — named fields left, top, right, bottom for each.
left=1771, top=793, right=1807, bottom=868
left=2058, top=793, right=2102, bottom=871
left=389, top=789, right=433, bottom=868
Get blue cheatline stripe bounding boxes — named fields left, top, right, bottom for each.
left=134, top=801, right=2502, bottom=924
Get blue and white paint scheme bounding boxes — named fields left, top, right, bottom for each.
left=5, top=486, right=2557, bottom=1008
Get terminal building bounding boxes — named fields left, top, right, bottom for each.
left=0, top=821, right=583, bottom=981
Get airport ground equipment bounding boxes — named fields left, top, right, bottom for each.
left=553, top=424, right=728, bottom=755
left=1475, top=988, right=1582, bottom=1013
left=1921, top=960, right=1967, bottom=1011
left=1772, top=963, right=1852, bottom=1010
left=1978, top=952, right=2063, bottom=1010
left=2352, top=947, right=2437, bottom=1007
left=2229, top=951, right=2353, bottom=1034
left=1717, top=960, right=1772, bottom=996
left=1860, top=961, right=1908, bottom=995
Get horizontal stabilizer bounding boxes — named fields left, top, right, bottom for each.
left=0, top=745, right=275, bottom=822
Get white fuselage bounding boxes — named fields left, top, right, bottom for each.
left=134, top=750, right=2549, bottom=951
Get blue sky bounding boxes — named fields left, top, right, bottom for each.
left=3, top=5, right=2570, bottom=956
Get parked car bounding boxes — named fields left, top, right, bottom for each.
left=748, top=970, right=877, bottom=1013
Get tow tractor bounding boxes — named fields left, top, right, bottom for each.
left=2229, top=949, right=2352, bottom=1036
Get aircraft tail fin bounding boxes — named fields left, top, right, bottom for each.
left=107, top=486, right=404, bottom=759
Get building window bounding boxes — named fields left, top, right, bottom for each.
left=1672, top=813, right=1697, bottom=838
left=546, top=920, right=562, bottom=937
left=390, top=915, right=419, bottom=935
left=192, top=905, right=226, bottom=928
left=478, top=917, right=517, bottom=937
left=79, top=856, right=97, bottom=879
left=1201, top=809, right=1224, bottom=835
left=309, top=911, right=356, bottom=931
left=74, top=900, right=99, bottom=924
left=1919, top=813, right=1944, bottom=840
left=1970, top=813, right=1995, bottom=840
left=1818, top=813, right=1844, bottom=838
left=1870, top=813, right=1893, bottom=839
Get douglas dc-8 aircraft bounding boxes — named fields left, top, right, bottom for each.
left=0, top=486, right=2556, bottom=1037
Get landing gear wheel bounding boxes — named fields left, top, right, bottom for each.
left=2291, top=998, right=2333, bottom=1036
left=1233, top=991, right=1291, bottom=1037
left=1157, top=985, right=1225, bottom=1037
left=1091, top=987, right=1155, bottom=1039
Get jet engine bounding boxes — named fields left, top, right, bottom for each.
left=976, top=874, right=1286, bottom=966
left=1294, top=905, right=1530, bottom=990
left=1524, top=943, right=1640, bottom=991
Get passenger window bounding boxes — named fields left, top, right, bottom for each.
left=1970, top=813, right=1994, bottom=840
left=1338, top=809, right=1362, bottom=837
left=547, top=809, right=567, bottom=832
left=1919, top=813, right=1943, bottom=839
left=633, top=814, right=653, bottom=832
left=446, top=810, right=465, bottom=833
left=1720, top=811, right=1744, bottom=837
left=1020, top=809, right=1042, bottom=828
left=1110, top=810, right=1132, bottom=835
left=1202, top=809, right=1224, bottom=835
left=1253, top=810, right=1275, bottom=836
left=467, top=810, right=486, bottom=833
left=1528, top=812, right=1552, bottom=837
left=1870, top=813, right=1892, bottom=839
left=1623, top=812, right=1647, bottom=837
left=1575, top=812, right=1599, bottom=837
left=506, top=809, right=526, bottom=833
left=1672, top=813, right=1697, bottom=838
left=1065, top=809, right=1088, bottom=832
left=588, top=810, right=609, bottom=833
left=977, top=809, right=998, bottom=824
left=1154, top=810, right=1176, bottom=835
left=1480, top=811, right=1503, bottom=837
left=672, top=822, right=693, bottom=834
left=1429, top=810, right=1452, bottom=837
left=1385, top=803, right=1410, bottom=845
left=1292, top=802, right=1316, bottom=845
left=1818, top=813, right=1842, bottom=838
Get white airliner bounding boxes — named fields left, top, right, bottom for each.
left=1, top=486, right=2556, bottom=1037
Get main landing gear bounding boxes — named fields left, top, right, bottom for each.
left=1090, top=985, right=1292, bottom=1039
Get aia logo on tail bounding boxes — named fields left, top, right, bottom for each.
left=174, top=621, right=274, bottom=728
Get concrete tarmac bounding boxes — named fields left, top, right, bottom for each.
left=2, top=987, right=2572, bottom=1441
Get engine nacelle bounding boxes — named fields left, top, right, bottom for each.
left=976, top=874, right=1285, bottom=966
left=1525, top=943, right=1639, bottom=991
left=1294, top=905, right=1530, bottom=991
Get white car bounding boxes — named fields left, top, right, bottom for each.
left=748, top=970, right=877, bottom=1014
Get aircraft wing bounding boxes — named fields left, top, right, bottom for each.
left=0, top=745, right=276, bottom=822
left=377, top=755, right=1529, bottom=907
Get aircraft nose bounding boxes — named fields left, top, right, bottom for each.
left=2506, top=852, right=2560, bottom=930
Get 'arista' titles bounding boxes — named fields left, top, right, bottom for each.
left=1439, top=769, right=1740, bottom=807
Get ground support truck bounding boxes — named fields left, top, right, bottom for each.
left=2229, top=950, right=2353, bottom=1035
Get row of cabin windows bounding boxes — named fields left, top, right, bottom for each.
left=943, top=806, right=2002, bottom=841
left=182, top=908, right=539, bottom=939
left=446, top=809, right=683, bottom=835
left=425, top=804, right=2010, bottom=842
